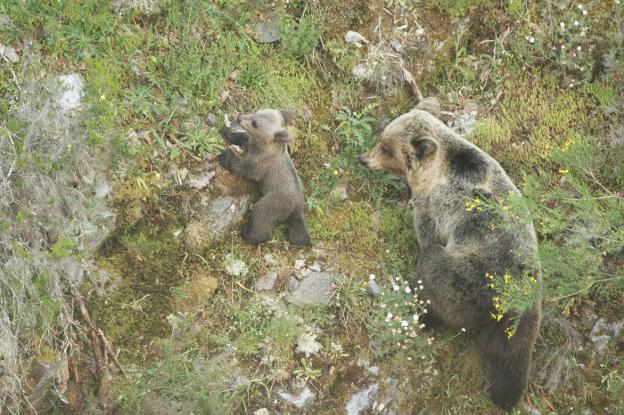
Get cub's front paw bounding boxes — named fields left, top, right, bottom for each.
left=219, top=149, right=235, bottom=170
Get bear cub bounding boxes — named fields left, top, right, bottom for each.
left=360, top=97, right=541, bottom=410
left=219, top=109, right=311, bottom=246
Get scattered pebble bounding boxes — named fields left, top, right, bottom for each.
left=346, top=383, right=379, bottom=415
left=287, top=271, right=335, bottom=306
left=278, top=386, right=316, bottom=409
left=0, top=44, right=19, bottom=63
left=256, top=271, right=278, bottom=291
left=345, top=30, right=367, bottom=44
left=56, top=74, right=84, bottom=113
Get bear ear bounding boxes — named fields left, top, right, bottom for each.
left=280, top=109, right=294, bottom=126
left=410, top=137, right=438, bottom=160
left=414, top=97, right=441, bottom=118
left=274, top=129, right=293, bottom=143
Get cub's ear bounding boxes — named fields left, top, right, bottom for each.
left=405, top=137, right=438, bottom=168
left=280, top=109, right=294, bottom=126
left=274, top=129, right=293, bottom=143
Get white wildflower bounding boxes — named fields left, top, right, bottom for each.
left=529, top=36, right=535, bottom=44
left=296, top=331, right=322, bottom=357
left=560, top=22, right=565, bottom=28
left=401, top=320, right=408, bottom=327
left=405, top=286, right=412, bottom=293
left=224, top=254, right=249, bottom=277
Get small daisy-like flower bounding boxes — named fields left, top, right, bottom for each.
left=405, top=286, right=411, bottom=293
left=461, top=328, right=466, bottom=332
left=387, top=312, right=393, bottom=319
left=561, top=44, right=566, bottom=50
left=401, top=320, right=408, bottom=327
left=369, top=274, right=376, bottom=280
left=574, top=20, right=580, bottom=26
left=333, top=169, right=339, bottom=176
left=417, top=279, right=422, bottom=284
left=577, top=3, right=583, bottom=9
left=560, top=22, right=565, bottom=28
left=582, top=9, right=587, bottom=15
left=393, top=285, right=399, bottom=292
left=529, top=36, right=535, bottom=43
left=407, top=356, right=412, bottom=361
left=413, top=314, right=419, bottom=321
left=419, top=285, right=424, bottom=290
left=577, top=46, right=582, bottom=51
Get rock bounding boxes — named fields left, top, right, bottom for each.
left=294, top=259, right=306, bottom=270
left=308, top=261, right=322, bottom=272
left=289, top=276, right=300, bottom=291
left=286, top=272, right=335, bottom=306
left=254, top=409, right=270, bottom=415
left=255, top=12, right=280, bottom=43
left=374, top=377, right=399, bottom=412
left=56, top=74, right=84, bottom=112
left=206, top=113, right=217, bottom=126
left=187, top=170, right=215, bottom=190
left=278, top=386, right=316, bottom=409
left=263, top=254, right=279, bottom=267
left=589, top=318, right=624, bottom=352
left=367, top=278, right=382, bottom=297
left=0, top=44, right=19, bottom=63
left=448, top=111, right=477, bottom=136
left=256, top=271, right=278, bottom=291
left=390, top=39, right=402, bottom=53
left=112, top=0, right=169, bottom=15
left=198, top=195, right=250, bottom=239
left=345, top=30, right=367, bottom=44
left=346, top=383, right=379, bottom=415
left=330, top=183, right=348, bottom=201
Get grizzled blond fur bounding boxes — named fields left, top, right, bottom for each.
left=361, top=98, right=541, bottom=410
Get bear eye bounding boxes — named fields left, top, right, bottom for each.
left=252, top=120, right=258, bottom=128
left=382, top=146, right=393, bottom=157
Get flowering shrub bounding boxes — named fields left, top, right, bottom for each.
left=517, top=1, right=623, bottom=87
left=367, top=274, right=434, bottom=361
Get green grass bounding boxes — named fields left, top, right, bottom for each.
left=1, top=0, right=623, bottom=413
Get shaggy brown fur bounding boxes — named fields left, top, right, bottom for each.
left=220, top=109, right=310, bottom=246
left=360, top=98, right=542, bottom=410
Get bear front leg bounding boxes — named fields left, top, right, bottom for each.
left=219, top=150, right=259, bottom=180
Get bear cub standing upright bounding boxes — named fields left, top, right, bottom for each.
left=220, top=109, right=311, bottom=246
left=360, top=97, right=542, bottom=410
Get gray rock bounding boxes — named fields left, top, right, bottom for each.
left=206, top=113, right=217, bottom=126
left=449, top=111, right=477, bottom=136
left=112, top=0, right=169, bottom=15
left=308, top=261, right=322, bottom=272
left=345, top=30, right=367, bottom=44
left=330, top=183, right=348, bottom=201
left=367, top=279, right=382, bottom=297
left=255, top=12, right=280, bottom=43
left=187, top=170, right=215, bottom=190
left=278, top=386, right=316, bottom=409
left=589, top=318, right=624, bottom=352
left=0, top=44, right=19, bottom=63
left=199, top=196, right=250, bottom=239
left=390, top=39, right=402, bottom=53
left=346, top=383, right=379, bottom=415
left=256, top=271, right=278, bottom=291
left=56, top=74, right=84, bottom=113
left=286, top=272, right=335, bottom=306
left=289, top=276, right=300, bottom=291
left=374, top=377, right=399, bottom=412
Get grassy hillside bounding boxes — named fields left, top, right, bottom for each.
left=1, top=0, right=622, bottom=414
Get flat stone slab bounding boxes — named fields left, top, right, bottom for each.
left=286, top=271, right=334, bottom=306
left=199, top=195, right=250, bottom=239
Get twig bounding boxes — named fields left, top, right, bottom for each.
left=401, top=66, right=424, bottom=103
left=234, top=280, right=255, bottom=293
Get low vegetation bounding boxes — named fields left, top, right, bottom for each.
left=0, top=0, right=622, bottom=413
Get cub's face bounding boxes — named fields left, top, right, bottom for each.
left=359, top=110, right=443, bottom=192
left=238, top=109, right=294, bottom=148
